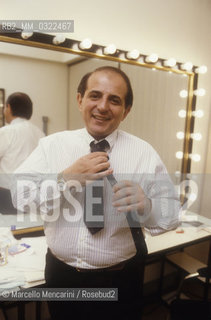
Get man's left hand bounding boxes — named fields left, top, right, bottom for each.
left=112, top=180, right=151, bottom=215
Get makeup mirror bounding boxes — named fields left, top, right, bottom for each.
left=0, top=31, right=199, bottom=233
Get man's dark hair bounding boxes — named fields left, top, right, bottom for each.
left=6, top=92, right=33, bottom=120
left=77, top=66, right=133, bottom=109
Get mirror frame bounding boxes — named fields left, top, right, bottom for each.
left=0, top=88, right=5, bottom=127
left=0, top=31, right=199, bottom=175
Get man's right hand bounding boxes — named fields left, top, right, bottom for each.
left=62, top=152, right=113, bottom=185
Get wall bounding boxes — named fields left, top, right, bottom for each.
left=0, top=54, right=68, bottom=134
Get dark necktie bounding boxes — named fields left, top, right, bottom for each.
left=85, top=139, right=148, bottom=258
left=84, top=140, right=109, bottom=234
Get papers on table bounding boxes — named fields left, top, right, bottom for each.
left=0, top=233, right=47, bottom=290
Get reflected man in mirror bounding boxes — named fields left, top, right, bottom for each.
left=0, top=92, right=44, bottom=212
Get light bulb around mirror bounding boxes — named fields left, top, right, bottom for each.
left=190, top=133, right=202, bottom=141
left=79, top=38, right=92, bottom=50
left=189, top=154, right=201, bottom=162
left=104, top=44, right=116, bottom=55
left=178, top=110, right=186, bottom=118
left=126, top=49, right=140, bottom=60
left=145, top=53, right=158, bottom=63
left=181, top=61, right=193, bottom=71
left=164, top=58, right=177, bottom=67
left=176, top=131, right=185, bottom=139
left=192, top=110, right=204, bottom=118
left=176, top=151, right=183, bottom=159
left=52, top=34, right=66, bottom=45
left=194, top=88, right=206, bottom=96
left=21, top=32, right=33, bottom=39
left=195, top=65, right=207, bottom=74
left=179, top=90, right=188, bottom=98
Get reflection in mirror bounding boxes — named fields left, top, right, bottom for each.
left=0, top=33, right=199, bottom=233
left=0, top=41, right=189, bottom=175
left=0, top=42, right=71, bottom=134
left=1, top=31, right=203, bottom=177
left=0, top=33, right=199, bottom=175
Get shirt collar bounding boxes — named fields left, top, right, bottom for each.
left=83, top=128, right=118, bottom=151
left=10, top=117, right=27, bottom=125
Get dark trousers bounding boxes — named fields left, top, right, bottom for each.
left=45, top=249, right=145, bottom=320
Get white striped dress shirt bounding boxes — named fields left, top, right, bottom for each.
left=0, top=117, right=44, bottom=188
left=12, top=128, right=180, bottom=269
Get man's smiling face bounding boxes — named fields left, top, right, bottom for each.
left=77, top=70, right=131, bottom=140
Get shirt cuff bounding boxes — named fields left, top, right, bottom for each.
left=144, top=198, right=180, bottom=230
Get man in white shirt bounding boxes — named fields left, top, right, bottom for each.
left=0, top=92, right=44, bottom=213
left=12, top=67, right=180, bottom=319
left=0, top=92, right=44, bottom=188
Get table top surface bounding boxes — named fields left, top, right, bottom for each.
left=146, top=227, right=211, bottom=255
left=1, top=211, right=211, bottom=290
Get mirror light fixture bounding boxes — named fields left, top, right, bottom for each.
left=181, top=61, right=193, bottom=71
left=126, top=49, right=140, bottom=60
left=176, top=151, right=184, bottom=159
left=192, top=110, right=204, bottom=118
left=164, top=58, right=177, bottom=67
left=145, top=53, right=158, bottom=63
left=195, top=65, right=208, bottom=74
left=179, top=89, right=188, bottom=98
left=178, top=110, right=187, bottom=118
left=21, top=32, right=33, bottom=39
left=52, top=34, right=66, bottom=45
left=104, top=44, right=117, bottom=55
left=79, top=38, right=92, bottom=50
left=176, top=131, right=185, bottom=139
left=190, top=133, right=202, bottom=141
left=194, top=88, right=206, bottom=96
left=189, top=154, right=201, bottom=162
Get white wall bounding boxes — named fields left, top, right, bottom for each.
left=0, top=54, right=68, bottom=134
